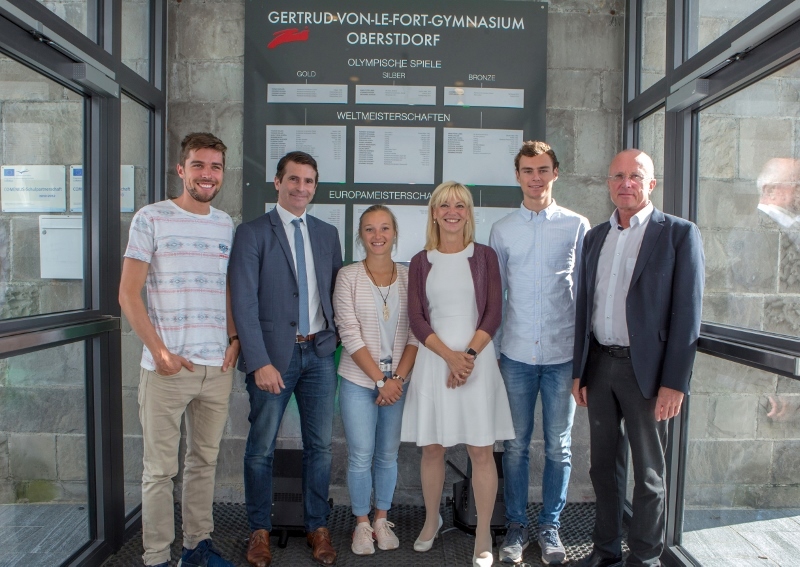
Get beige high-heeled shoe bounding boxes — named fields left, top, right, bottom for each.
left=472, top=550, right=494, bottom=566
left=413, top=515, right=443, bottom=552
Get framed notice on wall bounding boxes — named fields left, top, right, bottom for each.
left=243, top=0, right=548, bottom=261
left=1, top=165, right=67, bottom=212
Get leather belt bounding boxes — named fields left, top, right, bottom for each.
left=592, top=337, right=631, bottom=358
left=296, top=333, right=316, bottom=343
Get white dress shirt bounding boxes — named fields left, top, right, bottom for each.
left=490, top=200, right=590, bottom=365
left=275, top=203, right=325, bottom=335
left=592, top=202, right=654, bottom=346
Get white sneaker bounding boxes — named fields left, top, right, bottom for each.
left=373, top=518, right=400, bottom=550
left=351, top=521, right=375, bottom=555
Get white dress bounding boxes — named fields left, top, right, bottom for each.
left=401, top=244, right=515, bottom=447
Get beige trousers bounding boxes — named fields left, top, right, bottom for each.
left=138, top=365, right=233, bottom=565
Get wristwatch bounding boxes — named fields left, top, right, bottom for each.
left=228, top=335, right=239, bottom=346
left=375, top=378, right=386, bottom=389
left=465, top=347, right=478, bottom=357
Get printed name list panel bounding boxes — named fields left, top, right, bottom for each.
left=267, top=84, right=348, bottom=104
left=266, top=125, right=346, bottom=183
left=355, top=85, right=437, bottom=106
left=443, top=86, right=524, bottom=108
left=442, top=128, right=522, bottom=187
left=354, top=126, right=435, bottom=185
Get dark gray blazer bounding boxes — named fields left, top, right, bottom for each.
left=572, top=208, right=705, bottom=399
left=229, top=207, right=342, bottom=375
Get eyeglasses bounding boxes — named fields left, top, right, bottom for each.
left=607, top=173, right=649, bottom=184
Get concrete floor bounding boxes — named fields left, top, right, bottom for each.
left=0, top=503, right=89, bottom=567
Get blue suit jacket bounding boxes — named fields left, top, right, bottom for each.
left=572, top=208, right=705, bottom=399
left=229, top=208, right=343, bottom=375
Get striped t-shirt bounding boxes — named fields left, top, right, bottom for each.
left=124, top=199, right=234, bottom=371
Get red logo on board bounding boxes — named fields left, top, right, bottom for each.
left=268, top=27, right=310, bottom=49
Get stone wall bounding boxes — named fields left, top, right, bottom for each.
left=159, top=0, right=626, bottom=507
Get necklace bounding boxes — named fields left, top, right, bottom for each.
left=364, top=260, right=395, bottom=321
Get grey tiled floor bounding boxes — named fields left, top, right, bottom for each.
left=0, top=503, right=89, bottom=567
left=102, top=502, right=608, bottom=566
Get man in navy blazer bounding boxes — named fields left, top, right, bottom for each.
left=229, top=151, right=342, bottom=567
left=572, top=150, right=704, bottom=567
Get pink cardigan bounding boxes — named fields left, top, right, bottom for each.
left=333, top=262, right=418, bottom=389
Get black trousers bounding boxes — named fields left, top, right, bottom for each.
left=586, top=340, right=668, bottom=567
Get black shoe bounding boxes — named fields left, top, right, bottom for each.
left=577, top=550, right=623, bottom=567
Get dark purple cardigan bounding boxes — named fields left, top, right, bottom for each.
left=407, top=242, right=503, bottom=345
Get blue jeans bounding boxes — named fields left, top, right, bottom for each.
left=500, top=355, right=576, bottom=529
left=244, top=342, right=337, bottom=532
left=339, top=377, right=407, bottom=516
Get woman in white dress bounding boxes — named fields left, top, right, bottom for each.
left=402, top=181, right=514, bottom=567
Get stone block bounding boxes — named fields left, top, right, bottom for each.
left=395, top=443, right=421, bottom=491
left=39, top=1, right=87, bottom=36
left=756, top=394, right=800, bottom=440
left=569, top=442, right=591, bottom=486
left=548, top=13, right=623, bottom=72
left=0, top=59, right=62, bottom=101
left=9, top=434, right=56, bottom=480
left=0, top=386, right=86, bottom=434
left=702, top=229, right=779, bottom=293
left=548, top=0, right=625, bottom=15
left=637, top=109, right=665, bottom=178
left=688, top=393, right=709, bottom=440
left=39, top=281, right=84, bottom=314
left=574, top=110, right=621, bottom=179
left=683, top=483, right=736, bottom=508
left=738, top=118, right=793, bottom=181
left=0, top=480, right=15, bottom=504
left=56, top=435, right=87, bottom=481
left=3, top=101, right=83, bottom=164
left=55, top=480, right=89, bottom=503
left=546, top=70, right=602, bottom=110
left=763, top=295, right=800, bottom=336
left=777, top=374, right=800, bottom=394
left=212, top=168, right=243, bottom=219
left=771, top=441, right=800, bottom=484
left=602, top=70, right=623, bottom=112
left=188, top=61, right=245, bottom=103
left=168, top=61, right=191, bottom=102
left=123, top=435, right=144, bottom=482
left=545, top=109, right=576, bottom=175
left=10, top=216, right=43, bottom=282
left=0, top=219, right=9, bottom=282
left=167, top=102, right=244, bottom=171
left=122, top=389, right=142, bottom=436
left=641, top=14, right=666, bottom=78
left=710, top=77, right=783, bottom=118
left=215, top=437, right=245, bottom=485
left=0, top=283, right=39, bottom=319
left=121, top=0, right=149, bottom=62
left=698, top=116, right=737, bottom=179
left=696, top=178, right=761, bottom=230
left=330, top=438, right=348, bottom=487
left=699, top=0, right=766, bottom=19
left=691, top=352, right=776, bottom=394
left=571, top=404, right=590, bottom=441
left=686, top=440, right=771, bottom=484
left=6, top=340, right=84, bottom=387
left=554, top=174, right=614, bottom=228
left=225, top=391, right=250, bottom=438
left=0, top=434, right=8, bottom=479
left=176, top=1, right=245, bottom=61
left=779, top=233, right=800, bottom=293
left=121, top=334, right=143, bottom=389
left=778, top=78, right=800, bottom=117
left=708, top=395, right=758, bottom=438
left=700, top=292, right=763, bottom=329
left=120, top=97, right=150, bottom=166
left=733, top=484, right=800, bottom=509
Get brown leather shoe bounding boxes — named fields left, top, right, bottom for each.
left=247, top=529, right=272, bottom=567
left=306, top=527, right=337, bottom=565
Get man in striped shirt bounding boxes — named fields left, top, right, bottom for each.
left=120, top=132, right=239, bottom=567
left=490, top=141, right=590, bottom=565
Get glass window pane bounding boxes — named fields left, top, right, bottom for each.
left=640, top=0, right=666, bottom=92
left=696, top=58, right=800, bottom=338
left=690, top=0, right=771, bottom=57
left=0, top=55, right=86, bottom=320
left=36, top=0, right=90, bottom=40
left=121, top=0, right=151, bottom=80
left=120, top=94, right=150, bottom=515
left=682, top=353, right=800, bottom=563
left=636, top=107, right=665, bottom=211
left=0, top=341, right=91, bottom=565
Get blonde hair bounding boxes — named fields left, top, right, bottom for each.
left=425, top=181, right=475, bottom=251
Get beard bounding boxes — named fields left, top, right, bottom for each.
left=186, top=181, right=221, bottom=203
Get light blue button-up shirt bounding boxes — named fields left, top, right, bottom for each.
left=489, top=201, right=590, bottom=366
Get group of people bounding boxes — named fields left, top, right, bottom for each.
left=120, top=132, right=705, bottom=567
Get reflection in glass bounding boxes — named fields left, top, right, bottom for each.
left=636, top=107, right=665, bottom=211
left=697, top=58, right=800, bottom=338
left=121, top=0, right=151, bottom=80
left=682, top=353, right=800, bottom=564
left=0, top=55, right=85, bottom=320
left=639, top=0, right=666, bottom=92
left=690, top=0, right=771, bottom=56
left=0, top=341, right=90, bottom=566
left=120, top=94, right=151, bottom=514
left=36, top=0, right=89, bottom=39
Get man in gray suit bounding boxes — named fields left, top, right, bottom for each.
left=572, top=150, right=704, bottom=567
left=230, top=151, right=342, bottom=567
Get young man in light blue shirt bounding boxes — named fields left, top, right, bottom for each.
left=490, top=141, right=590, bottom=565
